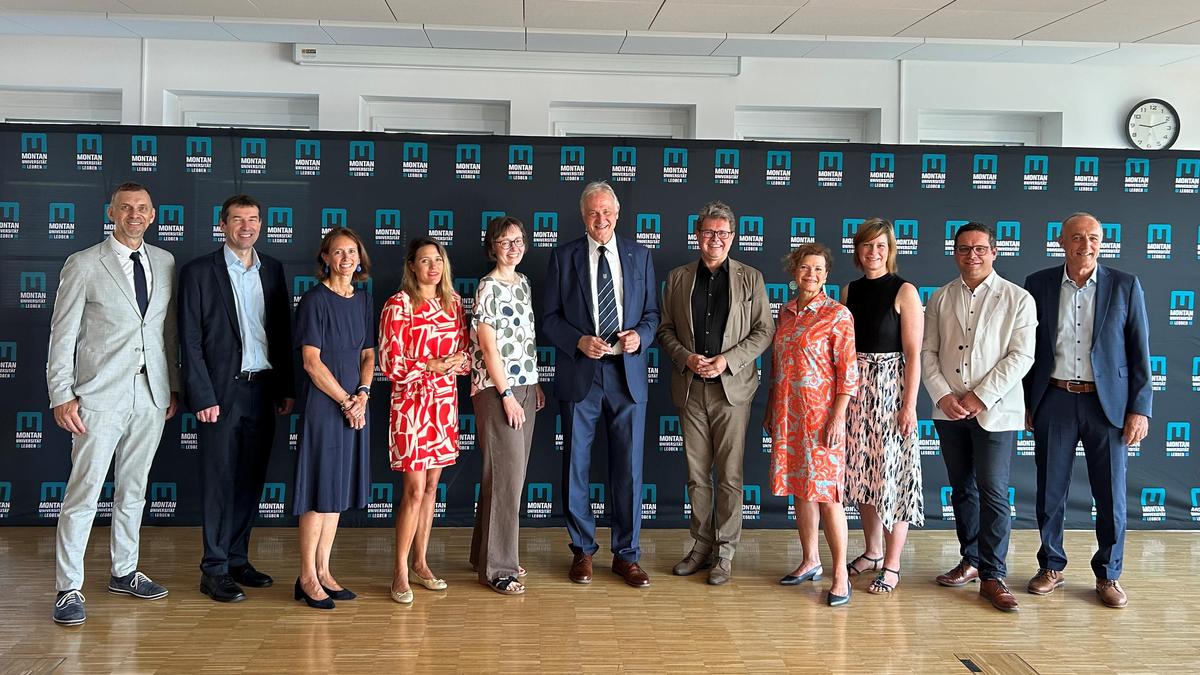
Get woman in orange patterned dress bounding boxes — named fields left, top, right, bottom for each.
left=766, top=243, right=859, bottom=607
left=379, top=237, right=470, bottom=604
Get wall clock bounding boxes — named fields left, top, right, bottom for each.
left=1126, top=98, right=1179, bottom=150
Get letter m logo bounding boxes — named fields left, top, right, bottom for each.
left=527, top=482, right=552, bottom=502
left=1140, top=487, right=1166, bottom=506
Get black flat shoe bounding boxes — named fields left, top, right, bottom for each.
left=294, top=578, right=334, bottom=610
left=322, top=585, right=356, bottom=600
left=827, top=583, right=852, bottom=607
left=779, top=565, right=823, bottom=586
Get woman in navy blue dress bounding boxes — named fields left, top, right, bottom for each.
left=292, top=227, right=375, bottom=609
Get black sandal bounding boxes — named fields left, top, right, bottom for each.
left=847, top=553, right=883, bottom=577
left=868, top=568, right=901, bottom=594
left=488, top=576, right=525, bottom=595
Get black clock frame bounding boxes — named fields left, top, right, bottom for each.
left=1125, top=98, right=1180, bottom=150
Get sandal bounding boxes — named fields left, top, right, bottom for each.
left=847, top=553, right=883, bottom=577
left=488, top=576, right=525, bottom=595
left=868, top=568, right=901, bottom=594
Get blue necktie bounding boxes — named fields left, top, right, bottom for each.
left=130, top=251, right=149, bottom=317
left=595, top=245, right=618, bottom=343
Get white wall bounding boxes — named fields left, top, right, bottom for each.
left=3, top=34, right=1200, bottom=149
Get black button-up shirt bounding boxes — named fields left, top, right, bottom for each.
left=691, top=259, right=730, bottom=359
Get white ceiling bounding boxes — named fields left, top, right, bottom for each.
left=2, top=0, right=1200, bottom=65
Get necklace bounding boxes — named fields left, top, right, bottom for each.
left=325, top=281, right=354, bottom=298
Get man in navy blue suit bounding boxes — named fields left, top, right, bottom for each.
left=1023, top=212, right=1152, bottom=609
left=179, top=194, right=295, bottom=603
left=543, top=180, right=659, bottom=588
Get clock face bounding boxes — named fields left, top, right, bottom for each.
left=1126, top=99, right=1179, bottom=150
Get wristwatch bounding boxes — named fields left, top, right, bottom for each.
left=355, top=385, right=371, bottom=397
left=499, top=388, right=514, bottom=400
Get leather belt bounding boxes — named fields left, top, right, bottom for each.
left=236, top=370, right=272, bottom=382
left=1049, top=377, right=1096, bottom=394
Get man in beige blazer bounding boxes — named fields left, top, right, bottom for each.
left=657, top=201, right=774, bottom=585
left=921, top=222, right=1035, bottom=613
left=46, top=182, right=180, bottom=625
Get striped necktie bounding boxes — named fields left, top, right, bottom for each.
left=595, top=245, right=618, bottom=343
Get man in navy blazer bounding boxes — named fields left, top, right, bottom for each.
left=178, top=194, right=295, bottom=602
left=543, top=180, right=659, bottom=588
left=1023, top=212, right=1151, bottom=609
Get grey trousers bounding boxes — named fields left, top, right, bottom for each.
left=681, top=378, right=751, bottom=560
left=470, top=385, right=537, bottom=583
left=55, top=374, right=166, bottom=591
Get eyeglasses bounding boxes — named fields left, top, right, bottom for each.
left=954, top=245, right=993, bottom=256
left=496, top=238, right=526, bottom=250
left=698, top=230, right=733, bottom=240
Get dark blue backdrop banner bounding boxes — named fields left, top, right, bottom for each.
left=0, top=123, right=1196, bottom=531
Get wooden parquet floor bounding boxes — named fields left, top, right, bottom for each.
left=0, top=527, right=1196, bottom=674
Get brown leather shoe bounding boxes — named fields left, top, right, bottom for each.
left=706, top=558, right=732, bottom=586
left=936, top=561, right=980, bottom=587
left=672, top=550, right=713, bottom=576
left=1096, top=579, right=1128, bottom=608
left=1027, top=568, right=1065, bottom=595
left=611, top=559, right=651, bottom=588
left=980, top=578, right=1019, bottom=612
left=568, top=553, right=593, bottom=584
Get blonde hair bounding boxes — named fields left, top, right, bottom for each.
left=401, top=237, right=457, bottom=315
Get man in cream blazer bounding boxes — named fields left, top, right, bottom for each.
left=46, top=182, right=180, bottom=625
left=657, top=201, right=774, bottom=585
left=921, top=222, right=1035, bottom=612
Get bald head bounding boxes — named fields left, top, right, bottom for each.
left=1059, top=212, right=1102, bottom=278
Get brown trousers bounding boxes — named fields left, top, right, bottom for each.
left=470, top=385, right=537, bottom=582
left=681, top=377, right=751, bottom=560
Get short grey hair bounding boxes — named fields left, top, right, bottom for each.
left=696, top=201, right=735, bottom=230
left=1062, top=211, right=1099, bottom=228
left=579, top=180, right=620, bottom=213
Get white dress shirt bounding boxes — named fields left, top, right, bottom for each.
left=587, top=234, right=624, bottom=340
left=951, top=271, right=996, bottom=391
left=1051, top=264, right=1097, bottom=382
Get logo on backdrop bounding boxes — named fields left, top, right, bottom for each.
left=1023, top=155, right=1048, bottom=191
left=404, top=142, right=430, bottom=179
left=210, top=205, right=224, bottom=242
left=686, top=215, right=700, bottom=251
left=456, top=144, right=481, bottom=180
left=1193, top=356, right=1200, bottom=392
left=971, top=154, right=997, bottom=190
left=611, top=146, right=637, bottom=182
left=1174, top=158, right=1200, bottom=194
left=458, top=414, right=476, bottom=452
left=48, top=202, right=75, bottom=241
left=662, top=147, right=688, bottom=184
left=157, top=205, right=184, bottom=243
left=76, top=134, right=103, bottom=171
left=765, top=283, right=789, bottom=319
left=1148, top=355, right=1167, bottom=393
left=289, top=414, right=300, bottom=451
left=635, top=213, right=662, bottom=249
left=766, top=150, right=791, bottom=187
left=1008, top=487, right=1017, bottom=519
left=0, top=341, right=15, bottom=379
left=737, top=216, right=764, bottom=253
left=321, top=208, right=346, bottom=236
left=185, top=136, right=212, bottom=174
left=434, top=483, right=447, bottom=520
left=1124, top=158, right=1149, bottom=193
left=1045, top=221, right=1064, bottom=257
left=536, top=347, right=555, bottom=381
left=0, top=481, right=10, bottom=518
left=533, top=212, right=558, bottom=248
left=641, top=484, right=657, bottom=521
left=1073, top=156, right=1099, bottom=192
left=39, top=481, right=66, bottom=518
left=265, top=207, right=293, bottom=245
left=868, top=152, right=894, bottom=189
left=589, top=483, right=606, bottom=519
left=1099, top=222, right=1122, bottom=258
left=817, top=151, right=843, bottom=188
left=96, top=481, right=115, bottom=519
left=658, top=416, right=683, bottom=453
left=1165, top=421, right=1191, bottom=457
left=895, top=219, right=918, bottom=255
left=19, top=271, right=47, bottom=310
left=790, top=217, right=815, bottom=248
left=294, top=140, right=320, bottom=176
left=240, top=138, right=267, bottom=175
left=940, top=486, right=955, bottom=520
left=918, top=420, right=940, bottom=456
left=149, top=482, right=177, bottom=519
left=742, top=485, right=761, bottom=521
left=526, top=482, right=553, bottom=519
left=714, top=148, right=739, bottom=185
left=258, top=483, right=286, bottom=519
left=1146, top=223, right=1171, bottom=260
left=554, top=414, right=564, bottom=453
left=921, top=153, right=946, bottom=189
left=15, top=411, right=42, bottom=449
left=560, top=146, right=585, bottom=182
left=646, top=347, right=660, bottom=384
left=1140, top=487, right=1167, bottom=522
left=944, top=220, right=968, bottom=256
left=1016, top=429, right=1035, bottom=457
left=368, top=483, right=393, bottom=519
left=0, top=202, right=18, bottom=239
left=428, top=210, right=453, bottom=247
left=1169, top=290, right=1194, bottom=326
left=374, top=208, right=403, bottom=246
left=20, top=133, right=48, bottom=170
left=454, top=278, right=478, bottom=314
left=761, top=427, right=771, bottom=454
left=841, top=218, right=863, bottom=254
left=507, top=144, right=533, bottom=181
left=996, top=221, right=1021, bottom=257
left=349, top=141, right=375, bottom=177
left=480, top=210, right=504, bottom=244
left=292, top=276, right=318, bottom=307
left=1192, top=488, right=1200, bottom=522
left=179, top=413, right=197, bottom=451
left=131, top=135, right=158, bottom=173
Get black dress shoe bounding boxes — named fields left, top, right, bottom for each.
left=200, top=574, right=246, bottom=602
left=294, top=579, right=334, bottom=610
left=230, top=564, right=274, bottom=588
left=322, top=585, right=356, bottom=601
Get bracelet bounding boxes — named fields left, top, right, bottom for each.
left=355, top=385, right=371, bottom=397
left=339, top=397, right=353, bottom=411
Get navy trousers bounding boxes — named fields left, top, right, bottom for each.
left=1033, top=386, right=1127, bottom=580
left=935, top=419, right=1015, bottom=580
left=560, top=358, right=646, bottom=562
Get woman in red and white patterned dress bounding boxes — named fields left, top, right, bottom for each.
left=379, top=237, right=469, bottom=604
left=766, top=243, right=859, bottom=607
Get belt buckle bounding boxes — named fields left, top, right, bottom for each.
left=1066, top=380, right=1086, bottom=393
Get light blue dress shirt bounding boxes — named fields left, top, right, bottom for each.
left=224, top=246, right=271, bottom=372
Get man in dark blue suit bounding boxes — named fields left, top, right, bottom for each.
left=543, top=180, right=659, bottom=587
left=1023, top=212, right=1151, bottom=609
left=179, top=194, right=295, bottom=602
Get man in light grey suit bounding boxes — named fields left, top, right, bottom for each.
left=46, top=182, right=180, bottom=625
left=657, top=201, right=774, bottom=585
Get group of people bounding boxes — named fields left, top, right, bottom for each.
left=45, top=179, right=1151, bottom=626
